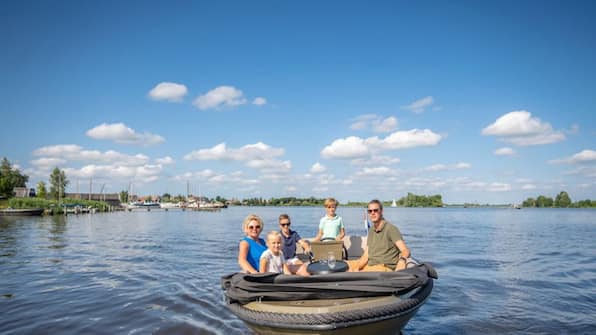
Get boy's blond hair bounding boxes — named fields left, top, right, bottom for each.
left=324, top=198, right=338, bottom=207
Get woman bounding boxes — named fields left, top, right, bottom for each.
left=238, top=214, right=267, bottom=273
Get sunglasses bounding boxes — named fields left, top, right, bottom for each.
left=248, top=225, right=261, bottom=230
left=280, top=223, right=291, bottom=227
left=367, top=208, right=380, bottom=213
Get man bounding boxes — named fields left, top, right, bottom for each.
left=348, top=199, right=411, bottom=272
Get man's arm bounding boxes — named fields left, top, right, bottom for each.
left=394, top=240, right=410, bottom=271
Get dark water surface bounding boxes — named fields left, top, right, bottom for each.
left=1, top=207, right=595, bottom=334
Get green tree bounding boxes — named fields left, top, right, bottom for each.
left=0, top=157, right=29, bottom=198
left=36, top=181, right=47, bottom=199
left=554, top=191, right=572, bottom=207
left=119, top=190, right=129, bottom=203
left=161, top=193, right=171, bottom=202
left=49, top=167, right=69, bottom=201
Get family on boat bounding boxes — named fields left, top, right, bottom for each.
left=222, top=198, right=437, bottom=335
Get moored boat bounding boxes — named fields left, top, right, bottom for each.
left=222, top=263, right=437, bottom=335
left=0, top=208, right=44, bottom=216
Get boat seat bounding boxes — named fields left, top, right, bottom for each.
left=308, top=240, right=345, bottom=262
left=296, top=235, right=367, bottom=261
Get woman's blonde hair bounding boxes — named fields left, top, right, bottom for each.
left=242, top=214, right=264, bottom=231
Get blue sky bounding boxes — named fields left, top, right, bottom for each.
left=1, top=0, right=595, bottom=204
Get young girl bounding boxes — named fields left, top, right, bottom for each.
left=238, top=214, right=267, bottom=273
left=314, top=198, right=345, bottom=241
left=259, top=231, right=291, bottom=274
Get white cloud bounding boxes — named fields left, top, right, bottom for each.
left=351, top=155, right=401, bottom=166
left=285, top=186, right=297, bottom=192
left=402, top=96, right=434, bottom=114
left=33, top=144, right=150, bottom=165
left=424, top=162, right=470, bottom=172
left=377, top=129, right=442, bottom=150
left=193, top=86, right=247, bottom=110
left=253, top=97, right=267, bottom=105
left=321, top=136, right=371, bottom=159
left=31, top=157, right=67, bottom=167
left=355, top=166, right=396, bottom=177
left=63, top=163, right=163, bottom=181
left=455, top=162, right=471, bottom=169
left=487, top=183, right=511, bottom=192
left=494, top=147, right=515, bottom=156
left=521, top=184, right=536, bottom=190
left=155, top=156, right=175, bottom=165
left=549, top=149, right=596, bottom=164
left=482, top=110, right=565, bottom=146
left=184, top=142, right=284, bottom=161
left=148, top=82, right=188, bottom=102
left=86, top=123, right=165, bottom=145
left=349, top=114, right=398, bottom=133
left=310, top=162, right=327, bottom=173
left=322, top=129, right=441, bottom=160
left=246, top=159, right=291, bottom=172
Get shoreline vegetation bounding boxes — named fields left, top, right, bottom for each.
left=1, top=158, right=594, bottom=211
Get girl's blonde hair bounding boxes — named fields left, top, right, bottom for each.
left=242, top=214, right=264, bottom=231
left=266, top=230, right=281, bottom=242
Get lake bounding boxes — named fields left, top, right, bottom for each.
left=1, top=207, right=595, bottom=334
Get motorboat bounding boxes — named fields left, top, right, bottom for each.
left=0, top=208, right=44, bottom=216
left=222, top=235, right=437, bottom=334
left=221, top=263, right=436, bottom=335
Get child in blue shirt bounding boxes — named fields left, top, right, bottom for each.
left=314, top=198, right=345, bottom=241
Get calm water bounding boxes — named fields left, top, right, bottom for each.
left=1, top=207, right=595, bottom=334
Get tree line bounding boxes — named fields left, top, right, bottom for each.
left=522, top=191, right=595, bottom=208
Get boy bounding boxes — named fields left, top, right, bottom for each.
left=314, top=198, right=345, bottom=241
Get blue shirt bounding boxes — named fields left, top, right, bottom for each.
left=280, top=230, right=302, bottom=260
left=242, top=236, right=267, bottom=270
left=319, top=215, right=344, bottom=239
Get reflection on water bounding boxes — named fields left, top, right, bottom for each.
left=1, top=207, right=595, bottom=334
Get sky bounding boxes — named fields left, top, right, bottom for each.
left=1, top=0, right=595, bottom=204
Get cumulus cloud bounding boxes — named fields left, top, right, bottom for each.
left=350, top=114, right=398, bottom=133
left=549, top=149, right=596, bottom=164
left=321, top=129, right=441, bottom=160
left=184, top=142, right=284, bottom=161
left=376, top=129, right=442, bottom=150
left=86, top=123, right=165, bottom=145
left=487, top=182, right=511, bottom=192
left=355, top=166, right=397, bottom=177
left=33, top=144, right=150, bottom=165
left=193, top=86, right=247, bottom=110
left=63, top=163, right=164, bottom=181
left=30, top=157, right=67, bottom=167
left=148, top=82, right=188, bottom=102
left=424, top=162, right=470, bottom=172
left=321, top=136, right=371, bottom=159
left=351, top=155, right=401, bottom=166
left=310, top=162, right=327, bottom=173
left=155, top=156, right=175, bottom=165
left=246, top=159, right=292, bottom=173
left=402, top=96, right=434, bottom=114
left=253, top=97, right=267, bottom=105
left=482, top=110, right=565, bottom=146
left=494, top=147, right=515, bottom=156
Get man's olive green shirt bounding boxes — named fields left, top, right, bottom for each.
left=366, top=219, right=404, bottom=269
